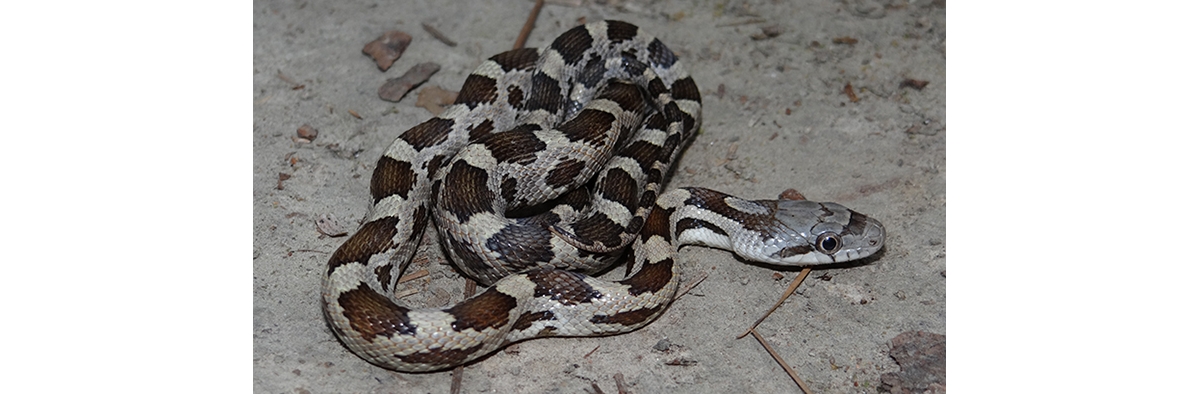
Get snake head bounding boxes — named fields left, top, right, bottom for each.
left=756, top=199, right=886, bottom=266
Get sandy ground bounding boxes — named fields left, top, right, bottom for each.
left=253, top=0, right=945, bottom=392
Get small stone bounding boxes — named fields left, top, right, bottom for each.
left=652, top=338, right=671, bottom=352
left=296, top=124, right=318, bottom=141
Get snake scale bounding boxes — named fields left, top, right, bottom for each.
left=321, top=20, right=886, bottom=372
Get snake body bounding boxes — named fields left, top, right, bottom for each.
left=322, top=20, right=885, bottom=372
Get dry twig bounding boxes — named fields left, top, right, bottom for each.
left=513, top=0, right=545, bottom=49
left=750, top=328, right=812, bottom=394
left=738, top=268, right=810, bottom=338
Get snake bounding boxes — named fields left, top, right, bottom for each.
left=321, top=20, right=886, bottom=372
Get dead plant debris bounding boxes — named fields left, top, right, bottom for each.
left=900, top=78, right=930, bottom=90
left=379, top=62, right=441, bottom=102
left=362, top=30, right=413, bottom=71
left=832, top=36, right=859, bottom=45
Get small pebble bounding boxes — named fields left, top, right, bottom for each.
left=652, top=338, right=671, bottom=352
left=296, top=124, right=318, bottom=141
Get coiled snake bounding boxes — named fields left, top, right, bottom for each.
left=321, top=20, right=886, bottom=372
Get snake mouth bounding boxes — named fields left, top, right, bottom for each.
left=843, top=213, right=885, bottom=262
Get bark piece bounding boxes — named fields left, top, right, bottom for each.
left=362, top=31, right=413, bottom=71
left=378, top=63, right=441, bottom=102
left=879, top=331, right=946, bottom=394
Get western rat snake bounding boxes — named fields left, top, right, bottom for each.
left=321, top=20, right=885, bottom=372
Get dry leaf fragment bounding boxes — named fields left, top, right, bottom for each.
left=362, top=30, right=413, bottom=71
left=379, top=62, right=441, bottom=102
left=276, top=173, right=291, bottom=190
left=416, top=86, right=459, bottom=115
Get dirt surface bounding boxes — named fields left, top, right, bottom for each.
left=253, top=0, right=945, bottom=392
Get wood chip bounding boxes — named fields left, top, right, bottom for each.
left=379, top=62, right=441, bottom=102
left=843, top=82, right=860, bottom=103
left=900, top=78, right=930, bottom=90
left=416, top=86, right=458, bottom=115
left=750, top=24, right=783, bottom=40
left=362, top=30, right=412, bottom=71
left=832, top=36, right=859, bottom=45
left=276, top=173, right=291, bottom=190
left=421, top=23, right=457, bottom=47
left=347, top=109, right=362, bottom=119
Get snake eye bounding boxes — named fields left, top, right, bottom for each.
left=815, top=232, right=841, bottom=255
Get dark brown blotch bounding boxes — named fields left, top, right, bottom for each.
left=400, top=117, right=455, bottom=152
left=569, top=214, right=626, bottom=249
left=619, top=140, right=663, bottom=175
left=446, top=287, right=518, bottom=332
left=490, top=47, right=539, bottom=71
left=549, top=24, right=594, bottom=65
left=589, top=304, right=663, bottom=326
left=507, top=85, right=525, bottom=108
left=467, top=119, right=495, bottom=141
left=605, top=20, right=640, bottom=42
left=512, top=310, right=556, bottom=331
left=374, top=265, right=393, bottom=292
left=671, top=77, right=701, bottom=102
left=443, top=231, right=493, bottom=282
left=646, top=38, right=678, bottom=68
left=396, top=343, right=485, bottom=367
left=454, top=74, right=498, bottom=107
left=777, top=244, right=815, bottom=259
left=558, top=108, right=616, bottom=146
left=482, top=127, right=546, bottom=165
left=599, top=168, right=640, bottom=213
left=526, top=269, right=601, bottom=306
left=406, top=206, right=428, bottom=242
left=337, top=282, right=415, bottom=340
left=843, top=210, right=870, bottom=236
left=640, top=205, right=673, bottom=242
left=371, top=156, right=417, bottom=202
left=525, top=71, right=565, bottom=113
left=545, top=159, right=587, bottom=189
left=674, top=218, right=728, bottom=239
left=440, top=161, right=495, bottom=223
left=621, top=258, right=674, bottom=296
left=597, top=81, right=646, bottom=112
left=328, top=216, right=400, bottom=275
left=500, top=177, right=518, bottom=203
left=425, top=155, right=446, bottom=180
left=646, top=77, right=668, bottom=99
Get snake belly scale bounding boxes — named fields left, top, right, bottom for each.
left=321, top=20, right=886, bottom=372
